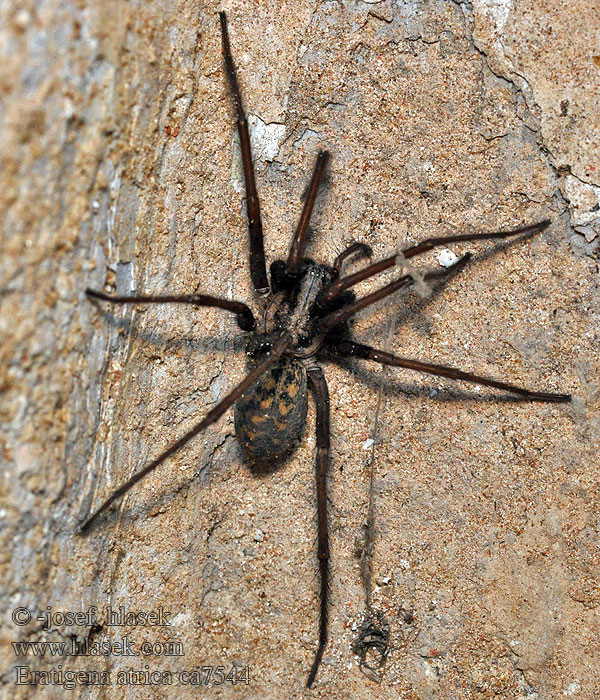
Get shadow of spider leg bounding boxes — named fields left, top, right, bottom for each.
left=317, top=253, right=472, bottom=332
left=317, top=221, right=570, bottom=403
left=78, top=333, right=292, bottom=533
left=326, top=340, right=571, bottom=403
left=320, top=219, right=550, bottom=303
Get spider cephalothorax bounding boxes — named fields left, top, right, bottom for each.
left=80, top=11, right=571, bottom=688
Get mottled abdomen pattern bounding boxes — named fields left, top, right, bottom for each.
left=234, top=356, right=308, bottom=466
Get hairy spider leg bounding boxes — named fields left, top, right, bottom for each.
left=320, top=219, right=550, bottom=303
left=318, top=253, right=472, bottom=331
left=220, top=12, right=269, bottom=294
left=78, top=334, right=292, bottom=532
left=327, top=340, right=571, bottom=402
left=305, top=364, right=331, bottom=688
left=85, top=289, right=256, bottom=331
left=287, top=151, right=330, bottom=276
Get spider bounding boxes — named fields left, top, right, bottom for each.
left=80, top=11, right=571, bottom=688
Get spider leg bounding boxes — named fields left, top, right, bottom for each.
left=332, top=242, right=373, bottom=277
left=305, top=364, right=331, bottom=688
left=320, top=219, right=550, bottom=303
left=86, top=288, right=256, bottom=331
left=219, top=12, right=269, bottom=295
left=317, top=253, right=471, bottom=331
left=78, top=334, right=292, bottom=533
left=326, top=340, right=571, bottom=402
left=287, top=151, right=330, bottom=276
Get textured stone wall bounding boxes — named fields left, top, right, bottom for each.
left=1, top=1, right=598, bottom=698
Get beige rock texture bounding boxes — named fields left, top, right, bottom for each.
left=1, top=1, right=598, bottom=698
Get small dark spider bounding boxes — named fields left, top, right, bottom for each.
left=80, top=12, right=571, bottom=688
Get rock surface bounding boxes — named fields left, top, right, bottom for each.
left=1, top=1, right=598, bottom=698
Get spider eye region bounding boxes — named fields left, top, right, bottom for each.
left=234, top=354, right=308, bottom=468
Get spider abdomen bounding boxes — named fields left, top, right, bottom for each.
left=234, top=355, right=308, bottom=466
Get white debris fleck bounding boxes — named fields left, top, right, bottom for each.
left=248, top=115, right=285, bottom=161
left=563, top=174, right=600, bottom=227
left=477, top=0, right=512, bottom=33
left=231, top=115, right=285, bottom=192
left=63, top=97, right=75, bottom=121
left=362, top=438, right=375, bottom=450
left=14, top=9, right=31, bottom=30
left=170, top=612, right=189, bottom=626
left=253, top=529, right=264, bottom=542
left=563, top=681, right=580, bottom=696
left=438, top=248, right=459, bottom=267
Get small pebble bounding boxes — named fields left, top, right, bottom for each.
left=438, top=249, right=459, bottom=267
left=14, top=9, right=30, bottom=30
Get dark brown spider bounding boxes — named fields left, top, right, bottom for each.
left=79, top=11, right=571, bottom=687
